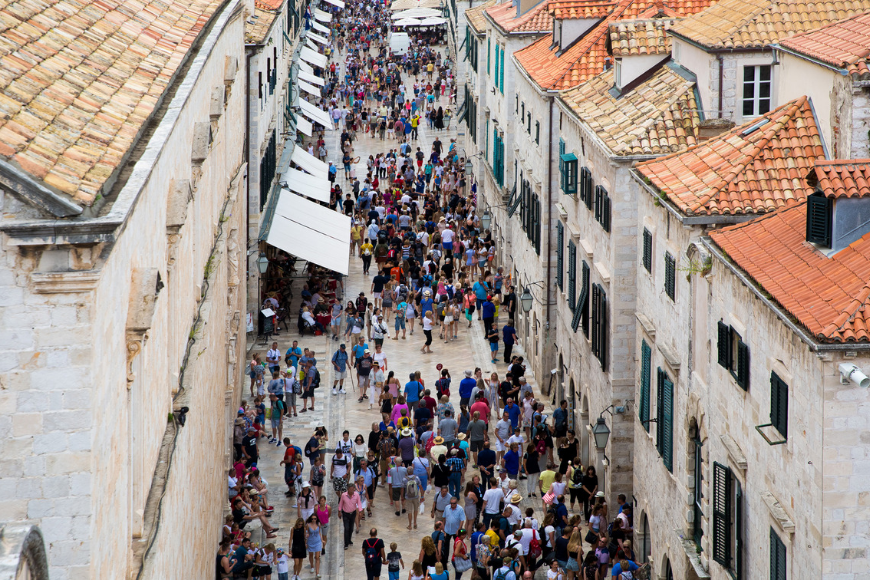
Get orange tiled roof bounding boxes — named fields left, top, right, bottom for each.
left=548, top=0, right=616, bottom=19
left=710, top=201, right=870, bottom=343
left=467, top=0, right=499, bottom=32
left=636, top=97, right=825, bottom=216
left=247, top=7, right=280, bottom=43
left=256, top=0, right=284, bottom=9
left=669, top=0, right=870, bottom=50
left=486, top=0, right=554, bottom=33
left=778, top=11, right=870, bottom=79
left=514, top=0, right=714, bottom=90
left=807, top=159, right=870, bottom=198
left=560, top=65, right=699, bottom=155
left=0, top=0, right=224, bottom=206
left=609, top=18, right=677, bottom=56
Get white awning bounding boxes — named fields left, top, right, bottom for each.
left=280, top=169, right=331, bottom=203
left=266, top=191, right=351, bottom=275
left=313, top=8, right=332, bottom=21
left=290, top=146, right=329, bottom=178
left=299, top=79, right=321, bottom=97
left=324, top=0, right=345, bottom=7
left=299, top=70, right=325, bottom=86
left=311, top=21, right=330, bottom=34
left=306, top=39, right=319, bottom=50
left=298, top=60, right=313, bottom=73
left=299, top=99, right=334, bottom=129
left=300, top=46, right=327, bottom=68
left=296, top=115, right=313, bottom=136
left=308, top=31, right=329, bottom=44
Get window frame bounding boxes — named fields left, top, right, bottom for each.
left=717, top=322, right=750, bottom=390
left=656, top=368, right=674, bottom=472
left=713, top=462, right=743, bottom=578
left=770, top=371, right=788, bottom=439
left=642, top=228, right=653, bottom=273
left=741, top=64, right=772, bottom=117
left=664, top=252, right=676, bottom=300
left=639, top=340, right=651, bottom=431
left=567, top=240, right=577, bottom=310
left=770, top=528, right=787, bottom=580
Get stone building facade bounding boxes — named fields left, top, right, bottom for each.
left=0, top=0, right=248, bottom=578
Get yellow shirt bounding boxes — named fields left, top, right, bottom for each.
left=539, top=470, right=557, bottom=493
left=352, top=226, right=363, bottom=240
left=485, top=529, right=500, bottom=547
left=360, top=243, right=374, bottom=256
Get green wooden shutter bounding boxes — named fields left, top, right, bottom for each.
left=602, top=192, right=611, bottom=232
left=665, top=252, right=676, bottom=300
left=806, top=193, right=832, bottom=246
left=535, top=196, right=541, bottom=254
left=487, top=38, right=491, bottom=73
left=499, top=47, right=505, bottom=92
left=581, top=261, right=590, bottom=336
left=717, top=322, right=731, bottom=368
left=598, top=288, right=608, bottom=370
left=568, top=241, right=576, bottom=310
left=713, top=462, right=732, bottom=567
left=770, top=372, right=788, bottom=438
left=662, top=373, right=673, bottom=471
left=642, top=228, right=652, bottom=272
left=736, top=340, right=750, bottom=389
left=591, top=284, right=600, bottom=355
left=770, top=528, right=786, bottom=580
left=639, top=341, right=651, bottom=431
left=556, top=222, right=564, bottom=290
left=656, top=368, right=665, bottom=454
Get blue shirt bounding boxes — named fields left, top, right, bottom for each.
left=555, top=502, right=569, bottom=527
left=502, top=326, right=516, bottom=345
left=482, top=301, right=495, bottom=318
left=356, top=466, right=375, bottom=487
left=332, top=349, right=349, bottom=372
left=459, top=377, right=476, bottom=399
left=477, top=448, right=496, bottom=477
left=473, top=281, right=488, bottom=300
left=505, top=404, right=521, bottom=429
left=444, top=505, right=464, bottom=535
left=286, top=347, right=302, bottom=367
left=352, top=344, right=368, bottom=360
left=405, top=380, right=422, bottom=403
left=421, top=297, right=434, bottom=315
left=471, top=531, right=485, bottom=563
left=503, top=450, right=520, bottom=474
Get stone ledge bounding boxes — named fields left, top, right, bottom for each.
left=31, top=271, right=101, bottom=294
left=657, top=342, right=680, bottom=371
left=678, top=531, right=711, bottom=578
left=720, top=433, right=747, bottom=470
left=761, top=490, right=795, bottom=533
left=635, top=312, right=656, bottom=341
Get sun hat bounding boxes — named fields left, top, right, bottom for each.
left=511, top=493, right=522, bottom=504
left=595, top=491, right=605, bottom=498
left=434, top=436, right=445, bottom=445
left=401, top=428, right=413, bottom=437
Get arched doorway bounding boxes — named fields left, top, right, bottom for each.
left=641, top=512, right=651, bottom=564
left=663, top=557, right=674, bottom=580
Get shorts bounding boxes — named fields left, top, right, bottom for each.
left=444, top=316, right=454, bottom=323
left=489, top=343, right=498, bottom=352
left=331, top=317, right=342, bottom=327
left=406, top=497, right=420, bottom=513
left=395, top=318, right=406, bottom=330
left=470, top=439, right=484, bottom=452
left=303, top=387, right=314, bottom=399
left=389, top=571, right=401, bottom=580
left=442, top=241, right=453, bottom=252
left=271, top=417, right=281, bottom=430
left=373, top=292, right=382, bottom=299
left=336, top=370, right=348, bottom=380
left=391, top=487, right=403, bottom=501
left=496, top=440, right=506, bottom=452
left=434, top=509, right=444, bottom=520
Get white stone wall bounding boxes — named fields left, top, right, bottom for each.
left=775, top=52, right=842, bottom=155
left=0, top=2, right=247, bottom=579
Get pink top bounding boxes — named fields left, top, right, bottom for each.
left=387, top=381, right=400, bottom=398
left=391, top=403, right=409, bottom=423
left=338, top=491, right=362, bottom=514
left=315, top=505, right=330, bottom=525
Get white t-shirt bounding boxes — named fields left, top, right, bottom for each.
left=547, top=570, right=563, bottom=580
left=482, top=488, right=505, bottom=514
left=507, top=504, right=523, bottom=527
left=373, top=352, right=387, bottom=369
left=423, top=316, right=433, bottom=331
left=277, top=554, right=290, bottom=574
left=267, top=349, right=281, bottom=364
left=442, top=229, right=454, bottom=243
left=507, top=434, right=525, bottom=448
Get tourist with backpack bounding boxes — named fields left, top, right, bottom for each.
left=362, top=528, right=387, bottom=580
left=404, top=469, right=423, bottom=529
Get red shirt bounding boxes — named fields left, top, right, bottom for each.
left=470, top=401, right=490, bottom=423
left=423, top=396, right=437, bottom=412
left=283, top=446, right=296, bottom=464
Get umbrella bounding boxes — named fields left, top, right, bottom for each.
left=420, top=16, right=447, bottom=24
left=395, top=17, right=422, bottom=25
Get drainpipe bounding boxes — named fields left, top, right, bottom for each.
left=545, top=95, right=553, bottom=388
left=717, top=55, right=724, bottom=118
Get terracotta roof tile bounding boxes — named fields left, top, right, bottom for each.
left=608, top=17, right=676, bottom=55
left=636, top=96, right=825, bottom=216
left=246, top=6, right=279, bottom=43
left=670, top=0, right=870, bottom=50
left=0, top=0, right=223, bottom=205
left=548, top=0, right=616, bottom=19
left=710, top=201, right=870, bottom=343
left=778, top=10, right=870, bottom=79
left=514, top=0, right=713, bottom=90
left=486, top=0, right=553, bottom=33
left=807, top=159, right=870, bottom=198
left=466, top=0, right=499, bottom=33
left=560, top=65, right=699, bottom=155
left=256, top=0, right=284, bottom=9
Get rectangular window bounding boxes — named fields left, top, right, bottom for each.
left=639, top=340, right=651, bottom=431
left=591, top=284, right=607, bottom=370
left=717, top=322, right=750, bottom=389
left=806, top=193, right=832, bottom=247
left=567, top=240, right=577, bottom=310
left=487, top=38, right=491, bottom=74
left=742, top=65, right=772, bottom=117
left=713, top=462, right=742, bottom=577
left=642, top=228, right=652, bottom=273
left=664, top=252, right=676, bottom=300
left=561, top=156, right=578, bottom=194
left=534, top=195, right=541, bottom=255
left=499, top=46, right=505, bottom=93
left=770, top=528, right=787, bottom=580
left=535, top=121, right=540, bottom=144
left=770, top=372, right=788, bottom=439
left=594, top=185, right=610, bottom=231
left=556, top=222, right=564, bottom=290
left=579, top=167, right=592, bottom=207
left=581, top=261, right=590, bottom=336
left=485, top=118, right=490, bottom=161
left=521, top=102, right=525, bottom=120
left=515, top=95, right=519, bottom=113
left=656, top=368, right=674, bottom=471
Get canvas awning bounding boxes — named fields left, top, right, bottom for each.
left=280, top=169, right=331, bottom=203
left=265, top=191, right=351, bottom=275
left=299, top=79, right=321, bottom=97
left=300, top=46, right=327, bottom=68
left=296, top=116, right=313, bottom=136
left=314, top=8, right=332, bottom=21
left=298, top=60, right=313, bottom=73
left=290, top=146, right=329, bottom=178
left=299, top=99, right=334, bottom=129
left=308, top=31, right=329, bottom=44
left=298, top=70, right=325, bottom=86
left=324, top=0, right=345, bottom=8
left=312, top=21, right=330, bottom=34
left=306, top=39, right=318, bottom=50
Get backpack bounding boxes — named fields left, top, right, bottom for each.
left=309, top=367, right=321, bottom=388
left=572, top=467, right=584, bottom=486
left=436, top=378, right=451, bottom=398
left=528, top=530, right=542, bottom=559
left=364, top=539, right=380, bottom=563
left=304, top=439, right=316, bottom=457
left=405, top=476, right=419, bottom=497
left=397, top=416, right=411, bottom=430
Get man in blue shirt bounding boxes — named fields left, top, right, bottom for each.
left=446, top=448, right=465, bottom=497
left=501, top=321, right=517, bottom=364
left=443, top=496, right=464, bottom=543
left=472, top=277, right=489, bottom=318
left=352, top=338, right=369, bottom=367
left=404, top=373, right=423, bottom=412
left=553, top=400, right=569, bottom=444
left=459, top=369, right=476, bottom=407
left=481, top=296, right=496, bottom=331
left=502, top=442, right=520, bottom=480
left=420, top=291, right=434, bottom=319
left=504, top=399, right=521, bottom=430
left=332, top=344, right=349, bottom=395
left=477, top=440, right=497, bottom=482
left=285, top=340, right=302, bottom=368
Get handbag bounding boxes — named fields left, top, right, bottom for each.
left=584, top=529, right=599, bottom=545
left=543, top=491, right=555, bottom=505
left=528, top=530, right=542, bottom=559
left=453, top=540, right=472, bottom=573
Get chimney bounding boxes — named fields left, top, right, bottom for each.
left=698, top=119, right=734, bottom=141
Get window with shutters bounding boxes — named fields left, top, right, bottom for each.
left=642, top=228, right=653, bottom=273
left=591, top=284, right=607, bottom=370
left=579, top=167, right=593, bottom=207
left=639, top=340, right=651, bottom=432
left=770, top=372, right=788, bottom=439
left=717, top=322, right=750, bottom=390
left=594, top=186, right=611, bottom=231
left=488, top=38, right=491, bottom=74
left=567, top=241, right=577, bottom=310
left=770, top=528, right=787, bottom=580
left=713, top=462, right=743, bottom=577
left=556, top=222, right=564, bottom=290
left=561, top=156, right=578, bottom=195
left=534, top=196, right=542, bottom=255
left=656, top=368, right=674, bottom=471
left=535, top=121, right=540, bottom=144
left=664, top=252, right=676, bottom=300
left=580, top=261, right=590, bottom=337
left=692, top=437, right=704, bottom=547
left=805, top=192, right=832, bottom=247
left=516, top=95, right=519, bottom=113
left=499, top=46, right=505, bottom=93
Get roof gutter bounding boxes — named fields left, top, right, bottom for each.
left=701, top=236, right=870, bottom=352
left=668, top=31, right=774, bottom=55
left=773, top=44, right=849, bottom=76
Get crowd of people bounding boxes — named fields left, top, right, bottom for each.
left=217, top=0, right=647, bottom=579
